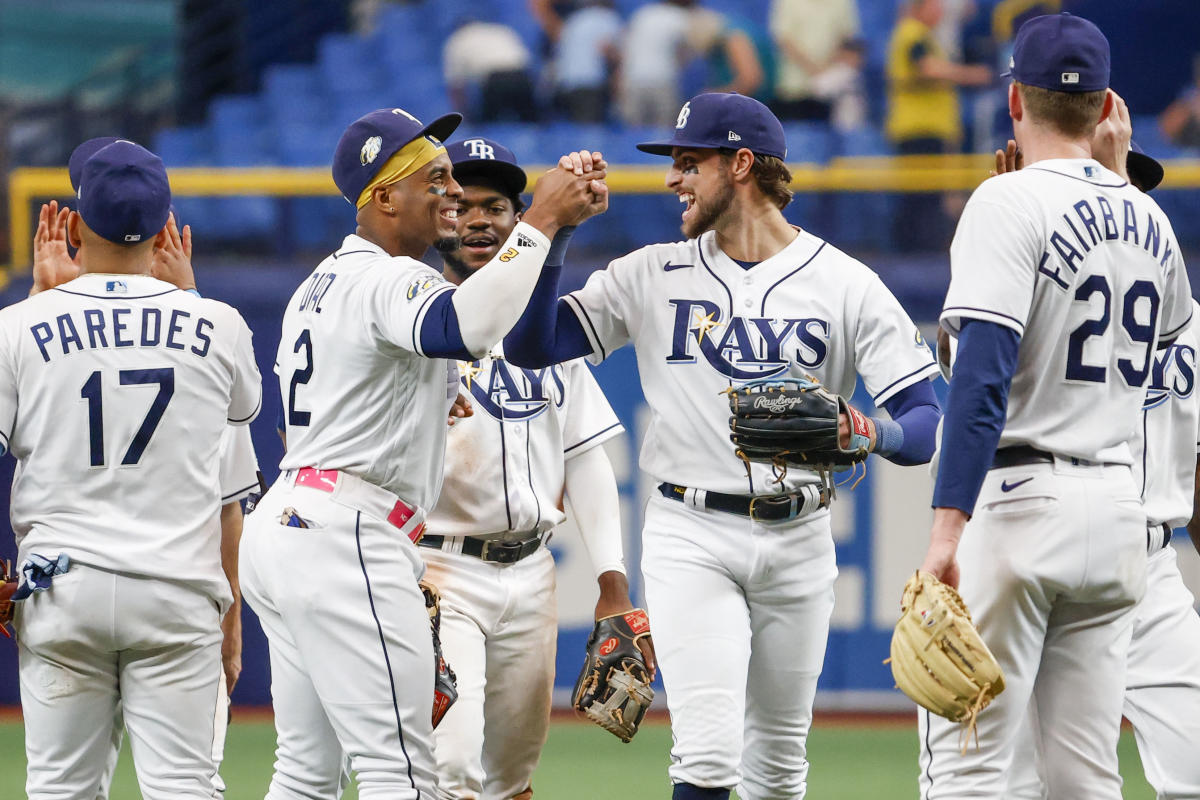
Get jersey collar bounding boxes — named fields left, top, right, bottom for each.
left=700, top=227, right=824, bottom=280
left=51, top=273, right=178, bottom=299
left=1025, top=158, right=1128, bottom=188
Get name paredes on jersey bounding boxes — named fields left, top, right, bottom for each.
left=29, top=306, right=215, bottom=363
left=666, top=299, right=828, bottom=379
left=1145, top=341, right=1195, bottom=409
left=1037, top=194, right=1177, bottom=292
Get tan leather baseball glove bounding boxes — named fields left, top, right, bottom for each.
left=887, top=571, right=1005, bottom=751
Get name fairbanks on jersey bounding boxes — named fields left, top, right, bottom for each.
left=566, top=228, right=938, bottom=495
left=942, top=159, right=1192, bottom=464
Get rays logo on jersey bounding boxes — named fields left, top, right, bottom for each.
left=459, top=358, right=566, bottom=420
left=665, top=299, right=828, bottom=379
left=1144, top=342, right=1196, bottom=409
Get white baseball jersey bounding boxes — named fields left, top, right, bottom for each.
left=219, top=424, right=260, bottom=504
left=0, top=274, right=261, bottom=608
left=566, top=227, right=939, bottom=494
left=1133, top=299, right=1200, bottom=527
left=277, top=234, right=458, bottom=510
left=943, top=159, right=1192, bottom=464
left=427, top=343, right=622, bottom=539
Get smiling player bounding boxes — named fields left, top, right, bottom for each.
left=503, top=92, right=941, bottom=800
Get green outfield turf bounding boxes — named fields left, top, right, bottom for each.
left=0, top=717, right=1156, bottom=798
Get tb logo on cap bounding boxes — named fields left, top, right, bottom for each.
left=676, top=102, right=691, bottom=130
left=465, top=139, right=495, bottom=160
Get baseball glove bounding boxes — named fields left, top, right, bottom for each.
left=887, top=571, right=1005, bottom=751
left=420, top=580, right=458, bottom=728
left=727, top=377, right=870, bottom=477
left=0, top=560, right=15, bottom=639
left=572, top=609, right=654, bottom=742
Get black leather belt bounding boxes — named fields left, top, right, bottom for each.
left=657, top=482, right=829, bottom=523
left=418, top=533, right=546, bottom=564
left=991, top=446, right=1054, bottom=469
left=991, top=445, right=1118, bottom=469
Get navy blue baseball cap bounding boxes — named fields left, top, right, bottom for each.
left=1007, top=13, right=1109, bottom=93
left=68, top=136, right=122, bottom=191
left=446, top=137, right=527, bottom=199
left=638, top=93, right=787, bottom=160
left=1127, top=141, right=1163, bottom=192
left=77, top=141, right=171, bottom=245
left=332, top=107, right=462, bottom=205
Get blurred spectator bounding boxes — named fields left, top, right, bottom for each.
left=552, top=0, right=623, bottom=123
left=769, top=0, right=861, bottom=122
left=933, top=0, right=975, bottom=61
left=1160, top=55, right=1200, bottom=150
left=617, top=0, right=698, bottom=128
left=886, top=0, right=991, bottom=251
left=529, top=0, right=575, bottom=45
left=687, top=9, right=775, bottom=104
left=444, top=20, right=539, bottom=122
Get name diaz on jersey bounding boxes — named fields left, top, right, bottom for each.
left=1038, top=191, right=1177, bottom=292
left=30, top=306, right=215, bottom=363
left=460, top=357, right=566, bottom=421
left=665, top=299, right=829, bottom=379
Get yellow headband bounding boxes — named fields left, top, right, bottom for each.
left=356, top=135, right=446, bottom=209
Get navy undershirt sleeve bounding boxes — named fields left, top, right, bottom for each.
left=417, top=291, right=473, bottom=360
left=503, top=264, right=593, bottom=367
left=877, top=379, right=941, bottom=465
left=932, top=319, right=1022, bottom=514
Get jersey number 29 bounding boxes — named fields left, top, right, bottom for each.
left=1065, top=276, right=1159, bottom=387
left=80, top=368, right=175, bottom=467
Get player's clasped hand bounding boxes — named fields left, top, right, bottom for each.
left=151, top=212, right=197, bottom=291
left=31, top=200, right=80, bottom=294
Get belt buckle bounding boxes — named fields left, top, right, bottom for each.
left=748, top=494, right=799, bottom=523
left=480, top=539, right=523, bottom=564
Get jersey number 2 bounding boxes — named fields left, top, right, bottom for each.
left=287, top=329, right=313, bottom=427
left=1065, top=276, right=1159, bottom=387
left=80, top=368, right=175, bottom=467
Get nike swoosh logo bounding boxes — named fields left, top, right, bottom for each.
left=1000, top=477, right=1033, bottom=492
left=664, top=261, right=692, bottom=271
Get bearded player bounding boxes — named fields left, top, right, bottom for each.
left=504, top=92, right=941, bottom=799
left=416, top=135, right=652, bottom=799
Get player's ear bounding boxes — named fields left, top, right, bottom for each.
left=1008, top=83, right=1023, bottom=122
left=1099, top=89, right=1115, bottom=124
left=152, top=225, right=170, bottom=250
left=374, top=185, right=397, bottom=215
left=66, top=210, right=83, bottom=249
left=730, top=148, right=755, bottom=181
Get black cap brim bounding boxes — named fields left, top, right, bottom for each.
left=418, top=113, right=462, bottom=147
left=1126, top=150, right=1163, bottom=192
left=452, top=160, right=528, bottom=198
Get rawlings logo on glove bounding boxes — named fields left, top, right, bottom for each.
left=572, top=609, right=654, bottom=742
left=887, top=571, right=1005, bottom=752
left=728, top=376, right=870, bottom=481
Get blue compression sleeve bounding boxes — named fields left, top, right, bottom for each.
left=503, top=263, right=593, bottom=367
left=418, top=292, right=473, bottom=360
left=875, top=379, right=941, bottom=465
left=932, top=319, right=1021, bottom=514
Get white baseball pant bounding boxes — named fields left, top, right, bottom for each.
left=17, top=562, right=223, bottom=799
left=1004, top=539, right=1200, bottom=800
left=919, top=459, right=1146, bottom=799
left=641, top=494, right=837, bottom=800
left=241, top=479, right=437, bottom=800
left=420, top=545, right=557, bottom=799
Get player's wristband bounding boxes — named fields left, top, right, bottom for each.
left=871, top=417, right=903, bottom=456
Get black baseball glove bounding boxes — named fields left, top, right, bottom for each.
left=420, top=580, right=458, bottom=728
left=728, top=377, right=870, bottom=472
left=572, top=609, right=654, bottom=742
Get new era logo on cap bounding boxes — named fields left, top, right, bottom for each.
left=728, top=131, right=741, bottom=142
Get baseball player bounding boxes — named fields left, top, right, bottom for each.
left=918, top=14, right=1192, bottom=799
left=238, top=107, right=606, bottom=800
left=503, top=92, right=942, bottom=800
left=417, top=136, right=646, bottom=799
left=2, top=140, right=262, bottom=799
left=981, top=107, right=1200, bottom=800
